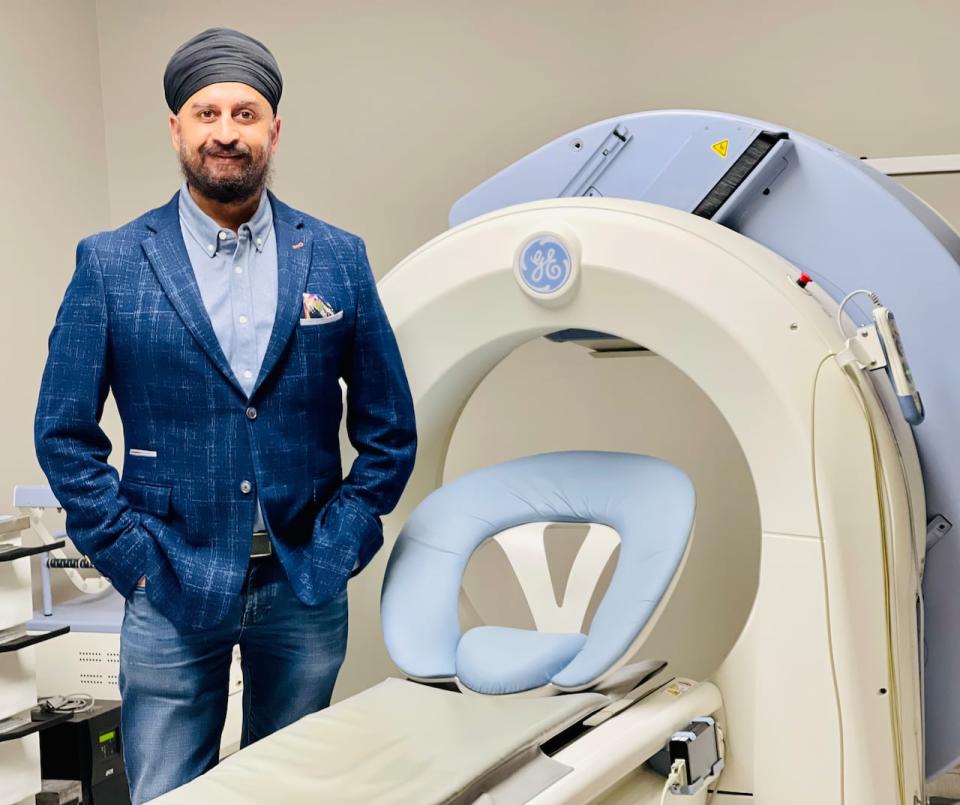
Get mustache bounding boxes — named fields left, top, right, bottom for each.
left=200, top=144, right=251, bottom=159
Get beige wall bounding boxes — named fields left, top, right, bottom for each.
left=0, top=0, right=111, bottom=507
left=899, top=173, right=960, bottom=234
left=93, top=0, right=960, bottom=263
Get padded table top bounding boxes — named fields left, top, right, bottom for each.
left=151, top=677, right=609, bottom=804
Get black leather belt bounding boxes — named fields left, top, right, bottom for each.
left=251, top=530, right=273, bottom=558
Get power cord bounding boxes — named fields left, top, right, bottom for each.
left=38, top=693, right=95, bottom=715
left=660, top=758, right=686, bottom=805
left=835, top=288, right=882, bottom=338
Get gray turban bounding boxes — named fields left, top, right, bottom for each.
left=164, top=27, right=283, bottom=114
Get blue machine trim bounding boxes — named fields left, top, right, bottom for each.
left=544, top=329, right=616, bottom=343
left=899, top=393, right=924, bottom=427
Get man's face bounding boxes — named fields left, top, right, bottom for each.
left=169, top=82, right=281, bottom=203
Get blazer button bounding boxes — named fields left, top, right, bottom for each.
left=246, top=406, right=257, bottom=420
left=240, top=480, right=253, bottom=494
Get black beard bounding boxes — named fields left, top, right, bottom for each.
left=180, top=145, right=271, bottom=204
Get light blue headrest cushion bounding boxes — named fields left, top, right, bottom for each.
left=456, top=627, right=588, bottom=695
left=381, top=451, right=695, bottom=691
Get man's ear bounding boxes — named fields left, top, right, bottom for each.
left=169, top=114, right=181, bottom=152
left=271, top=115, right=282, bottom=154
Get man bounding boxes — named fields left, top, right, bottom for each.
left=35, top=28, right=416, bottom=804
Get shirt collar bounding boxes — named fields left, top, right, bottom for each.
left=178, top=182, right=273, bottom=258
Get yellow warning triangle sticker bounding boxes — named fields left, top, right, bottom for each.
left=711, top=139, right=729, bottom=158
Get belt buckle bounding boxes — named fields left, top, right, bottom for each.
left=251, top=530, right=273, bottom=558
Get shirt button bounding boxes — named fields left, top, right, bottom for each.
left=235, top=266, right=242, bottom=274
left=240, top=480, right=252, bottom=494
left=238, top=314, right=248, bottom=325
left=218, top=231, right=227, bottom=241
left=246, top=406, right=257, bottom=420
left=243, top=370, right=253, bottom=380
left=256, top=238, right=263, bottom=247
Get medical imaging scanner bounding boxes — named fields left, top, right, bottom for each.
left=108, top=111, right=960, bottom=803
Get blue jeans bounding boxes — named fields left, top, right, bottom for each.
left=119, top=554, right=348, bottom=804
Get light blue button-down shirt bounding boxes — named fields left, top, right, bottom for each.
left=178, top=183, right=278, bottom=531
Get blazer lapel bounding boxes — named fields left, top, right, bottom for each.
left=141, top=193, right=245, bottom=397
left=254, top=208, right=313, bottom=395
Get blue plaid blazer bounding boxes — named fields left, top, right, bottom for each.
left=35, top=191, right=417, bottom=630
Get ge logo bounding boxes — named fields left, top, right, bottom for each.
left=518, top=236, right=572, bottom=294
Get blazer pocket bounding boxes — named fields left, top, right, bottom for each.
left=120, top=478, right=172, bottom=519
left=299, top=311, right=344, bottom=327
left=313, top=471, right=341, bottom=505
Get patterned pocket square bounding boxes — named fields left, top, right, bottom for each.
left=302, top=293, right=336, bottom=319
